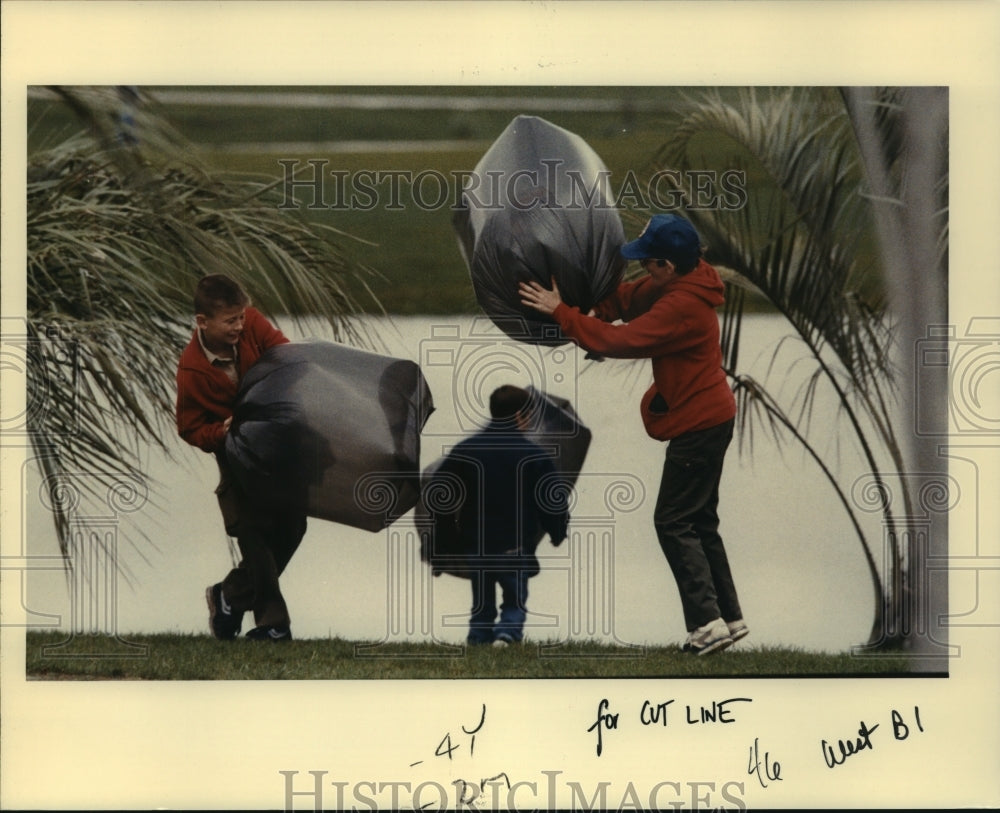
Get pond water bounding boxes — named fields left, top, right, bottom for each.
left=24, top=313, right=886, bottom=653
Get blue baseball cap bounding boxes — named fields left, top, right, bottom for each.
left=620, top=214, right=701, bottom=269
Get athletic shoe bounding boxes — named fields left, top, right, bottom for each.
left=246, top=625, right=292, bottom=642
left=206, top=583, right=242, bottom=640
left=727, top=619, right=750, bottom=642
left=492, top=632, right=516, bottom=649
left=682, top=618, right=733, bottom=656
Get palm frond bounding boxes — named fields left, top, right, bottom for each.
left=27, top=86, right=387, bottom=562
left=651, top=87, right=923, bottom=646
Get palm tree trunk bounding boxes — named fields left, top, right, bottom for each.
left=843, top=87, right=950, bottom=661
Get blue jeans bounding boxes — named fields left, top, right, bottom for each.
left=468, top=569, right=530, bottom=644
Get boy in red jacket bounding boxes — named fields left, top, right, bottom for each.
left=176, top=274, right=304, bottom=642
left=520, top=214, right=748, bottom=655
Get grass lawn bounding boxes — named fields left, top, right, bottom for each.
left=24, top=631, right=914, bottom=681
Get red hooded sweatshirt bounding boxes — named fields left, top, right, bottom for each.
left=175, top=306, right=289, bottom=453
left=552, top=259, right=736, bottom=441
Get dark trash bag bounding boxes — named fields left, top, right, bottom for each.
left=417, top=386, right=590, bottom=578
left=224, top=340, right=434, bottom=532
left=453, top=114, right=626, bottom=345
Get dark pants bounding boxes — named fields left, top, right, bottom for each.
left=653, top=418, right=741, bottom=632
left=468, top=568, right=530, bottom=644
left=215, top=458, right=306, bottom=628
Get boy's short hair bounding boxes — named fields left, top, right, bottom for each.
left=194, top=274, right=250, bottom=316
left=489, top=385, right=531, bottom=421
left=672, top=251, right=702, bottom=276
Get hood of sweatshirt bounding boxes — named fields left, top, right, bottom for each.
left=668, top=260, right=726, bottom=308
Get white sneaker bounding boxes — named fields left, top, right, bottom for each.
left=492, top=632, right=517, bottom=648
left=727, top=619, right=750, bottom=642
left=683, top=617, right=733, bottom=656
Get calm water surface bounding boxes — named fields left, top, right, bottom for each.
left=26, top=314, right=883, bottom=653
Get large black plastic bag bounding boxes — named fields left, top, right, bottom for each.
left=453, top=115, right=626, bottom=345
left=224, top=340, right=434, bottom=532
left=417, top=386, right=591, bottom=578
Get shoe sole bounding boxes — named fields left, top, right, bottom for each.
left=729, top=627, right=750, bottom=643
left=205, top=586, right=221, bottom=639
left=696, top=636, right=734, bottom=656
left=206, top=585, right=240, bottom=640
left=246, top=628, right=292, bottom=642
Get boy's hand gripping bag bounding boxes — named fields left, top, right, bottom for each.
left=453, top=115, right=627, bottom=345
left=417, top=386, right=590, bottom=578
left=224, top=340, right=434, bottom=532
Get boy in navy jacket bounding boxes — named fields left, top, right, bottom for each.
left=434, top=385, right=569, bottom=646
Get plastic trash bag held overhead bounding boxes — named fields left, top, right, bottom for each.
left=453, top=115, right=626, bottom=345
left=224, top=340, right=434, bottom=532
left=417, top=386, right=591, bottom=579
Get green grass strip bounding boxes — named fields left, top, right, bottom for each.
left=25, top=631, right=912, bottom=681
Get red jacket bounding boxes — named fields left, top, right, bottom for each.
left=553, top=259, right=736, bottom=441
left=175, top=307, right=289, bottom=453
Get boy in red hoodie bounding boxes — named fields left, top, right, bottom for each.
left=519, top=214, right=748, bottom=655
left=176, top=274, right=303, bottom=642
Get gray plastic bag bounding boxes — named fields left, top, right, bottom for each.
left=453, top=115, right=626, bottom=344
left=224, top=340, right=434, bottom=532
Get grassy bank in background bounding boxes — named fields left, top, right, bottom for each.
left=201, top=128, right=679, bottom=315
left=24, top=631, right=912, bottom=680
left=27, top=86, right=814, bottom=315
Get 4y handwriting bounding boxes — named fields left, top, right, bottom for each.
left=409, top=703, right=487, bottom=767
left=407, top=704, right=505, bottom=811
left=821, top=706, right=925, bottom=769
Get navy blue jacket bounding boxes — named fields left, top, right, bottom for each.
left=432, top=420, right=569, bottom=576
